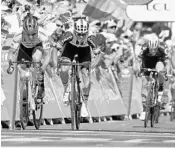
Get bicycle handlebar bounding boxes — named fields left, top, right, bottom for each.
left=141, top=68, right=158, bottom=72
left=140, top=68, right=168, bottom=81
left=7, top=60, right=42, bottom=75
left=58, top=61, right=91, bottom=67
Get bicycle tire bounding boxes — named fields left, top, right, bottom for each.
left=155, top=104, right=160, bottom=123
left=70, top=76, right=76, bottom=130
left=150, top=107, right=155, bottom=127
left=75, top=104, right=81, bottom=130
left=144, top=87, right=152, bottom=128
left=20, top=83, right=29, bottom=130
left=33, top=104, right=43, bottom=130
left=144, top=112, right=149, bottom=128
left=32, top=84, right=43, bottom=130
left=75, top=74, right=82, bottom=130
left=170, top=104, right=175, bottom=121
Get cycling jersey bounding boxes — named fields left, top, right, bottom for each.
left=139, top=47, right=168, bottom=75
left=54, top=31, right=96, bottom=49
left=11, top=27, right=50, bottom=50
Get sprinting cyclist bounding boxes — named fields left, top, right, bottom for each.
left=8, top=13, right=51, bottom=102
left=51, top=17, right=97, bottom=117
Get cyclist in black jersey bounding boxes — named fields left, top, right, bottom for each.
left=138, top=33, right=168, bottom=105
left=51, top=17, right=97, bottom=116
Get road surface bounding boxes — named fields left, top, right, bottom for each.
left=1, top=115, right=175, bottom=147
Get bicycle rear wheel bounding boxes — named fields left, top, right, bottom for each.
left=170, top=103, right=175, bottom=121
left=20, top=83, right=29, bottom=130
left=32, top=84, right=43, bottom=130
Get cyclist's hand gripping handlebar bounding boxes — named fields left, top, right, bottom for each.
left=7, top=60, right=14, bottom=75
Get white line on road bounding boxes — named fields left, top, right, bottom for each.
left=163, top=140, right=175, bottom=143
left=62, top=137, right=111, bottom=142
left=2, top=131, right=175, bottom=138
left=1, top=137, right=54, bottom=142
left=124, top=139, right=148, bottom=143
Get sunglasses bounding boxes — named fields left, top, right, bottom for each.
left=76, top=33, right=86, bottom=37
left=123, top=35, right=129, bottom=39
left=134, top=28, right=141, bottom=32
left=56, top=24, right=63, bottom=28
left=109, top=26, right=117, bottom=29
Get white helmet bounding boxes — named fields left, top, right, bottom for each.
left=148, top=34, right=160, bottom=49
left=74, top=19, right=89, bottom=34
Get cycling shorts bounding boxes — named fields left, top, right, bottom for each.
left=61, top=42, right=91, bottom=64
left=17, top=42, right=43, bottom=62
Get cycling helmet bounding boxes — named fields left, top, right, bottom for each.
left=23, top=14, right=38, bottom=35
left=74, top=19, right=89, bottom=34
left=148, top=34, right=160, bottom=49
left=24, top=4, right=31, bottom=12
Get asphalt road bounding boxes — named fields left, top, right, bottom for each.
left=1, top=115, right=175, bottom=147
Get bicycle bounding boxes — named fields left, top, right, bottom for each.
left=7, top=60, right=44, bottom=130
left=169, top=74, right=175, bottom=121
left=58, top=55, right=90, bottom=130
left=140, top=68, right=167, bottom=128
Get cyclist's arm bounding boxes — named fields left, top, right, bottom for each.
left=38, top=28, right=51, bottom=70
left=87, top=35, right=97, bottom=49
left=158, top=48, right=169, bottom=67
left=52, top=31, right=73, bottom=50
left=8, top=32, right=22, bottom=62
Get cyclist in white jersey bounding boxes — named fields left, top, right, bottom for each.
left=8, top=13, right=51, bottom=99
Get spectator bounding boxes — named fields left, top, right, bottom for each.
left=106, top=20, right=117, bottom=34
left=152, top=23, right=172, bottom=42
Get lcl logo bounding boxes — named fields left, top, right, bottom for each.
left=147, top=1, right=171, bottom=11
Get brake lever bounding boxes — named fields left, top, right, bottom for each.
left=7, top=60, right=14, bottom=75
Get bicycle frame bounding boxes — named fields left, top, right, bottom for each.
left=7, top=60, right=43, bottom=130
left=142, top=68, right=161, bottom=128
left=58, top=56, right=90, bottom=130
left=170, top=100, right=175, bottom=121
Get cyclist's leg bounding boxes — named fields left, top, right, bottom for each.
left=78, top=46, right=91, bottom=103
left=158, top=72, right=165, bottom=103
left=170, top=48, right=175, bottom=69
left=60, top=57, right=71, bottom=92
left=141, top=76, right=149, bottom=108
left=32, top=44, right=44, bottom=98
left=50, top=47, right=59, bottom=70
left=59, top=43, right=76, bottom=103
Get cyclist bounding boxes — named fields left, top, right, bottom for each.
left=51, top=17, right=97, bottom=117
left=138, top=33, right=168, bottom=111
left=7, top=13, right=51, bottom=101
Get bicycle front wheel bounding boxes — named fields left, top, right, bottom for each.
left=33, top=104, right=43, bottom=130
left=70, top=76, right=76, bottom=130
left=20, top=83, right=29, bottom=130
left=150, top=106, right=156, bottom=127
left=144, top=96, right=151, bottom=128
left=154, top=104, right=160, bottom=123
left=144, top=110, right=150, bottom=128
left=75, top=105, right=80, bottom=130
left=170, top=103, right=175, bottom=121
left=32, top=85, right=43, bottom=130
